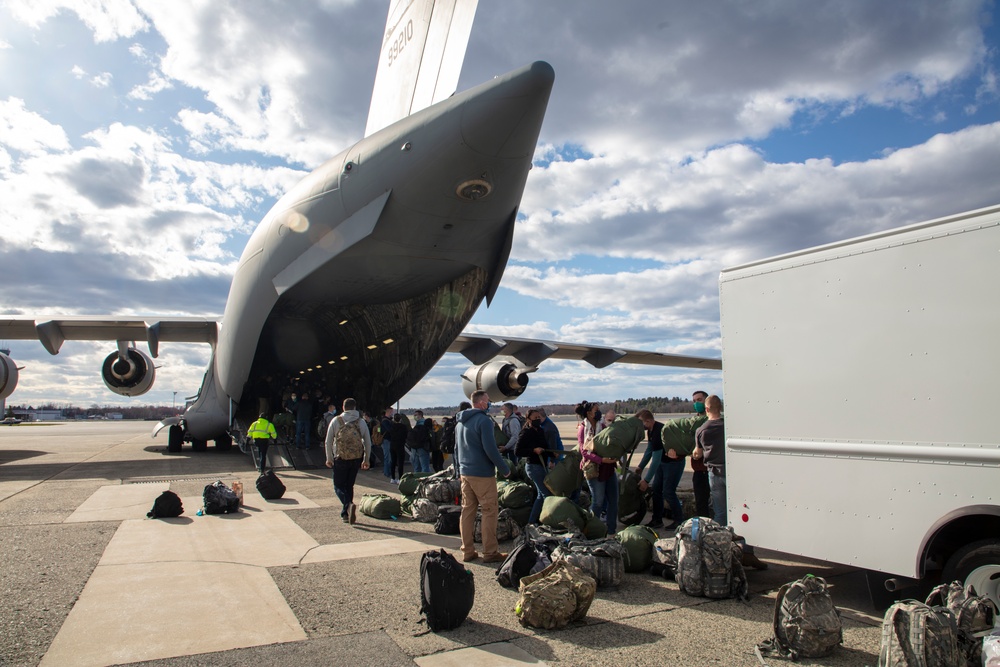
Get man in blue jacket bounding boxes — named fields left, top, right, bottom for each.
left=455, top=390, right=511, bottom=563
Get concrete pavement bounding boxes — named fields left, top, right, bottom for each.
left=0, top=420, right=885, bottom=666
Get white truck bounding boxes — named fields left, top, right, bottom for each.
left=720, top=204, right=1000, bottom=608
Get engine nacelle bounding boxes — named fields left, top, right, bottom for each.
left=461, top=359, right=533, bottom=401
left=0, top=352, right=18, bottom=400
left=101, top=347, right=155, bottom=397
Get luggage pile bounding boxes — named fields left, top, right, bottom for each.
left=396, top=468, right=462, bottom=526
left=202, top=480, right=240, bottom=515
left=497, top=479, right=536, bottom=527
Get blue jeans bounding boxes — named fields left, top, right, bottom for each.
left=411, top=448, right=430, bottom=473
left=652, top=458, right=686, bottom=526
left=382, top=441, right=393, bottom=478
left=525, top=462, right=551, bottom=525
left=295, top=418, right=310, bottom=448
left=709, top=467, right=727, bottom=526
left=587, top=474, right=619, bottom=535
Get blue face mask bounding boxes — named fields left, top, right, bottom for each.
left=693, top=401, right=705, bottom=413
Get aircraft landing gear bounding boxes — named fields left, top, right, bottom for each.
left=214, top=433, right=232, bottom=451
left=191, top=438, right=208, bottom=452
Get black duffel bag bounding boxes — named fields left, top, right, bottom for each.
left=256, top=470, right=286, bottom=500
left=434, top=505, right=462, bottom=535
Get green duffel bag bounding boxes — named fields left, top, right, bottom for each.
left=592, top=416, right=645, bottom=460
left=506, top=503, right=532, bottom=527
left=398, top=471, right=432, bottom=496
left=544, top=450, right=584, bottom=496
left=540, top=495, right=588, bottom=531
left=618, top=470, right=647, bottom=526
left=583, top=512, right=608, bottom=540
left=359, top=493, right=401, bottom=520
left=499, top=481, right=536, bottom=509
left=616, top=524, right=659, bottom=572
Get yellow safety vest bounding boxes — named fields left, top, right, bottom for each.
left=248, top=418, right=277, bottom=440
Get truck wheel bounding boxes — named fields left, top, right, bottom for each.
left=942, top=539, right=1000, bottom=610
left=167, top=425, right=183, bottom=453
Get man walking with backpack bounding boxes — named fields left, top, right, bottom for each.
left=325, top=398, right=372, bottom=524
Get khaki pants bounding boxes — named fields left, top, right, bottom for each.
left=460, top=475, right=500, bottom=558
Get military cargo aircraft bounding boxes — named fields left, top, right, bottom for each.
left=0, top=0, right=721, bottom=452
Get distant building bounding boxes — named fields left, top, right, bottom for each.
left=27, top=409, right=65, bottom=421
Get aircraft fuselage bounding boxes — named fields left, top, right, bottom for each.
left=182, top=62, right=554, bottom=439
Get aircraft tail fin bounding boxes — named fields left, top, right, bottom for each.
left=364, top=0, right=479, bottom=137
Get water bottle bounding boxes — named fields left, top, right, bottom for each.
left=691, top=516, right=699, bottom=541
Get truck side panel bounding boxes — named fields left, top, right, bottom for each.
left=720, top=205, right=1000, bottom=577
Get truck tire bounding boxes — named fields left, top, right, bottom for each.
left=942, top=539, right=1000, bottom=610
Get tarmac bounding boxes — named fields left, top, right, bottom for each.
left=0, top=420, right=886, bottom=667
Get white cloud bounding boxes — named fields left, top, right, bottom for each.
left=6, top=0, right=147, bottom=42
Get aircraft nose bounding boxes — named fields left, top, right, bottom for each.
left=460, top=61, right=554, bottom=159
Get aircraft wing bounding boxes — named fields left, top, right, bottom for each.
left=0, top=317, right=219, bottom=357
left=364, top=0, right=480, bottom=137
left=448, top=333, right=723, bottom=370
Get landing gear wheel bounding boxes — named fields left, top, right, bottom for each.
left=942, top=539, right=1000, bottom=611
left=214, top=434, right=232, bottom=451
left=167, top=425, right=183, bottom=453
left=191, top=438, right=208, bottom=452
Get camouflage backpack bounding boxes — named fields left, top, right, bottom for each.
left=878, top=600, right=962, bottom=667
left=334, top=418, right=364, bottom=460
left=925, top=580, right=998, bottom=667
left=756, top=575, right=843, bottom=660
left=673, top=516, right=748, bottom=600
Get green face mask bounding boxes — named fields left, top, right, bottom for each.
left=693, top=401, right=705, bottom=413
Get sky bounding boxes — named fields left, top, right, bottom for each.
left=1, top=0, right=998, bottom=411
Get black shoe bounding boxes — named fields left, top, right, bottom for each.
left=664, top=521, right=682, bottom=531
left=642, top=519, right=664, bottom=528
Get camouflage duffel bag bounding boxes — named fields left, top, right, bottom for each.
left=474, top=508, right=521, bottom=543
left=515, top=560, right=596, bottom=630
left=410, top=498, right=439, bottom=523
left=553, top=537, right=626, bottom=589
left=419, top=478, right=461, bottom=504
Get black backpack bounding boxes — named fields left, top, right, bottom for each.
left=147, top=490, right=183, bottom=519
left=420, top=549, right=475, bottom=631
left=434, top=505, right=462, bottom=535
left=440, top=417, right=457, bottom=454
left=407, top=423, right=431, bottom=450
left=256, top=470, right=286, bottom=500
left=495, top=532, right=552, bottom=589
left=203, top=481, right=240, bottom=514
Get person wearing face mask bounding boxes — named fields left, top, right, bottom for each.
left=687, top=390, right=712, bottom=518
left=515, top=408, right=551, bottom=525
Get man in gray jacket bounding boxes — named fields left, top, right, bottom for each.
left=455, top=390, right=510, bottom=563
left=325, top=398, right=371, bottom=525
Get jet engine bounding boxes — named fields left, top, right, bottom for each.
left=101, top=346, right=155, bottom=397
left=460, top=359, right=534, bottom=401
left=0, top=352, right=18, bottom=400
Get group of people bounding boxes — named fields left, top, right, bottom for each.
left=248, top=386, right=740, bottom=568
left=377, top=408, right=448, bottom=483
